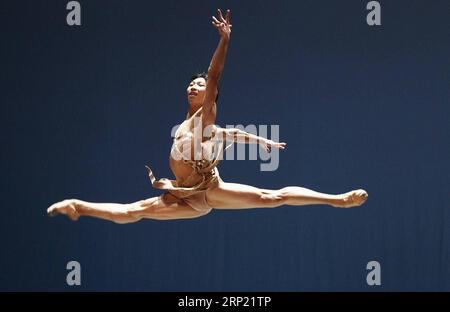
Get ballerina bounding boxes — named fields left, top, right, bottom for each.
left=47, top=9, right=368, bottom=223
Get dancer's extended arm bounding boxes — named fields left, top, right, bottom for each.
left=202, top=9, right=232, bottom=127
left=216, top=127, right=287, bottom=151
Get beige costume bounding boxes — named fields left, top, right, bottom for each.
left=146, top=107, right=232, bottom=213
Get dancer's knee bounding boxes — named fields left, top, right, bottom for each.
left=111, top=202, right=144, bottom=224
left=259, top=190, right=285, bottom=208
left=118, top=198, right=160, bottom=222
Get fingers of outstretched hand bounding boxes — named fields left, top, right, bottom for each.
left=217, top=9, right=226, bottom=23
left=268, top=141, right=287, bottom=150
left=213, top=9, right=233, bottom=32
left=212, top=15, right=221, bottom=25
left=225, top=9, right=231, bottom=24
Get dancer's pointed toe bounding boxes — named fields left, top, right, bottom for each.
left=47, top=204, right=59, bottom=217
left=46, top=200, right=80, bottom=221
left=334, top=189, right=369, bottom=208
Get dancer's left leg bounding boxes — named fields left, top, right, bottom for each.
left=206, top=181, right=368, bottom=209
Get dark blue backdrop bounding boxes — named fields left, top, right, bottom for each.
left=1, top=0, right=448, bottom=291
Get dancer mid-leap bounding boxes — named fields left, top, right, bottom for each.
left=47, top=9, right=368, bottom=223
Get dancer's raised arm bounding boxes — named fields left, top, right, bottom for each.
left=202, top=9, right=232, bottom=127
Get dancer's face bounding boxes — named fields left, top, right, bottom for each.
left=187, top=77, right=207, bottom=104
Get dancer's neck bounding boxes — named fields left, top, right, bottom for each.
left=187, top=104, right=202, bottom=119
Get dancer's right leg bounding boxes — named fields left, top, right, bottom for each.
left=47, top=193, right=209, bottom=223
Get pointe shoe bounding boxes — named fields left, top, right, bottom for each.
left=334, top=189, right=369, bottom=208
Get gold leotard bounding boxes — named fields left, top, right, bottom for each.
left=146, top=107, right=232, bottom=212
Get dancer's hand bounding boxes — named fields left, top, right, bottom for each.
left=259, top=139, right=287, bottom=152
left=212, top=9, right=232, bottom=40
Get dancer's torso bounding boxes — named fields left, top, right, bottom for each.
left=169, top=107, right=220, bottom=187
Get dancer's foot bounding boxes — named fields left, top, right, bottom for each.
left=332, top=189, right=368, bottom=208
left=47, top=199, right=80, bottom=221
